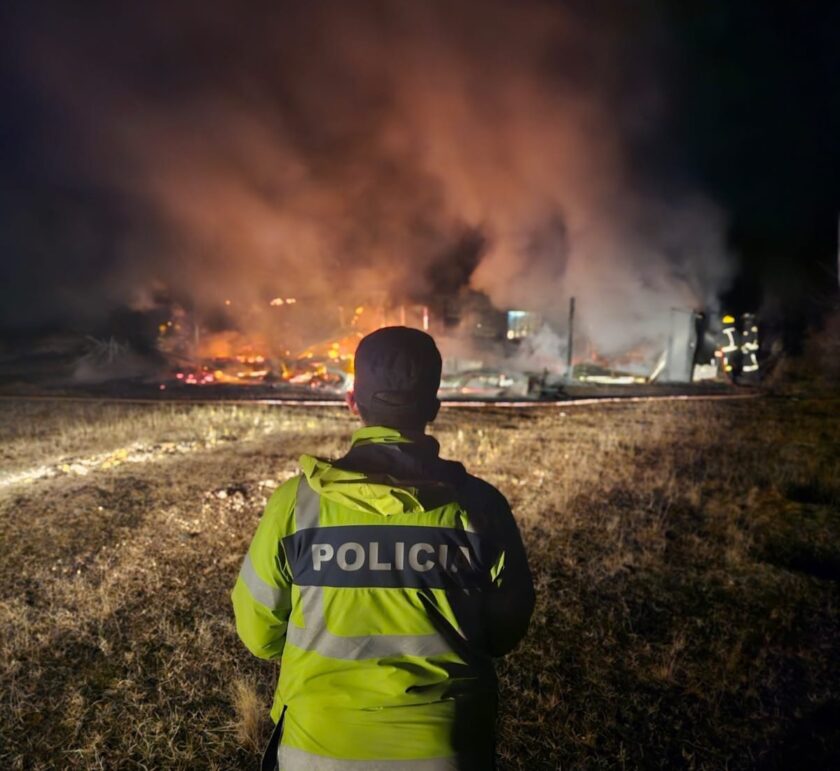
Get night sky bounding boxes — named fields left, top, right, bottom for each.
left=662, top=2, right=839, bottom=313
left=0, top=0, right=837, bottom=340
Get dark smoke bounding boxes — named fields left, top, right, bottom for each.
left=2, top=0, right=733, bottom=357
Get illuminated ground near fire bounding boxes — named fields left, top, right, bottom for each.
left=1, top=396, right=839, bottom=769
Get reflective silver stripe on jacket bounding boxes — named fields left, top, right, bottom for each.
left=278, top=744, right=458, bottom=770
left=238, top=553, right=292, bottom=611
left=287, top=584, right=452, bottom=659
left=288, top=478, right=452, bottom=660
left=294, top=475, right=321, bottom=530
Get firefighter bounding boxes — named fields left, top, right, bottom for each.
left=232, top=326, right=535, bottom=770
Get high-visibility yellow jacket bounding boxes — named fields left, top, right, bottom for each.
left=232, top=426, right=534, bottom=769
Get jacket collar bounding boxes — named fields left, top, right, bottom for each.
left=339, top=425, right=463, bottom=487
left=350, top=425, right=441, bottom=457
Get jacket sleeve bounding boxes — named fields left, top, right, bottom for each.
left=231, top=477, right=298, bottom=660
left=466, top=480, right=536, bottom=657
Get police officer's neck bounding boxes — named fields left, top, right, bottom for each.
left=362, top=422, right=429, bottom=441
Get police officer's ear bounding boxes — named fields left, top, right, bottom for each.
left=345, top=390, right=361, bottom=417
left=427, top=398, right=441, bottom=424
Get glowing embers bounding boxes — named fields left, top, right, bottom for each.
left=175, top=368, right=216, bottom=385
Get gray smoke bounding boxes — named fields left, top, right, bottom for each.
left=12, top=0, right=732, bottom=357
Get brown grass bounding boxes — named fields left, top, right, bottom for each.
left=231, top=677, right=266, bottom=754
left=1, top=395, right=838, bottom=769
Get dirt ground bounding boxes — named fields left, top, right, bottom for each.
left=1, top=395, right=838, bottom=769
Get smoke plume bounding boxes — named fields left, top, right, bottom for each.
left=5, top=0, right=732, bottom=357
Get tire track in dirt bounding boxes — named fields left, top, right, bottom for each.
left=0, top=437, right=244, bottom=493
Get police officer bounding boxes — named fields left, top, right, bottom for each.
left=232, top=326, right=535, bottom=770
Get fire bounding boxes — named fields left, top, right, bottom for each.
left=174, top=368, right=216, bottom=385
left=195, top=330, right=267, bottom=361
left=158, top=298, right=436, bottom=392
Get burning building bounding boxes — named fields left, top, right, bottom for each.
left=141, top=282, right=759, bottom=398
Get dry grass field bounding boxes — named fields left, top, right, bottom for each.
left=1, top=395, right=838, bottom=770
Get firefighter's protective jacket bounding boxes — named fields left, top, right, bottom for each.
left=231, top=426, right=535, bottom=769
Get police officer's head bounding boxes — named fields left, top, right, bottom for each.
left=347, top=326, right=442, bottom=431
